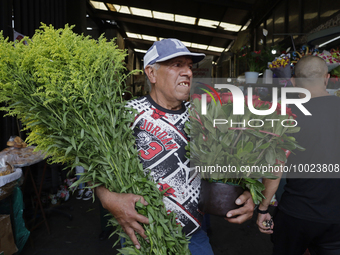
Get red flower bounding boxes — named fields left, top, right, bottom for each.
left=221, top=92, right=233, bottom=104
left=286, top=107, right=297, bottom=119
left=265, top=101, right=273, bottom=109
left=191, top=93, right=212, bottom=103
left=275, top=104, right=297, bottom=119
left=253, top=99, right=264, bottom=108
left=275, top=103, right=282, bottom=115
left=246, top=95, right=262, bottom=107
left=206, top=94, right=212, bottom=103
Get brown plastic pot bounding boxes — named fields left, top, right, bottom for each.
left=198, top=179, right=244, bottom=217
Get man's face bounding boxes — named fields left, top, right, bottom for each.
left=152, top=56, right=193, bottom=106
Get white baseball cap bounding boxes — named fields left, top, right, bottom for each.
left=143, top=38, right=206, bottom=69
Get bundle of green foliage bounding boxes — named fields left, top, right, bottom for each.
left=0, top=24, right=190, bottom=255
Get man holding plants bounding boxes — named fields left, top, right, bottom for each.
left=257, top=55, right=340, bottom=254
left=95, top=38, right=255, bottom=254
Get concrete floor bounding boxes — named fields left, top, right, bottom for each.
left=20, top=195, right=273, bottom=255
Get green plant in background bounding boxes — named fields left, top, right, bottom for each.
left=245, top=51, right=263, bottom=72
left=0, top=24, right=190, bottom=255
left=259, top=47, right=279, bottom=73
left=239, top=45, right=281, bottom=73
left=187, top=93, right=304, bottom=204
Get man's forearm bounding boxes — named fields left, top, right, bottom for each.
left=258, top=177, right=281, bottom=210
left=95, top=185, right=117, bottom=209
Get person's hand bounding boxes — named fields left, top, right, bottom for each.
left=257, top=212, right=273, bottom=234
left=96, top=187, right=149, bottom=249
left=225, top=190, right=255, bottom=224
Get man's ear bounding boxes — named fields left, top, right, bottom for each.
left=144, top=66, right=157, bottom=84
left=290, top=77, right=296, bottom=87
left=324, top=73, right=330, bottom=87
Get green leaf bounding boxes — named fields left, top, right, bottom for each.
left=65, top=146, right=73, bottom=156
left=275, top=148, right=286, bottom=162
left=71, top=136, right=76, bottom=150
left=258, top=143, right=270, bottom=149
left=284, top=126, right=300, bottom=133
left=265, top=147, right=276, bottom=165
left=243, top=142, right=254, bottom=153
left=157, top=226, right=163, bottom=238
left=159, top=220, right=170, bottom=233
left=135, top=201, right=144, bottom=208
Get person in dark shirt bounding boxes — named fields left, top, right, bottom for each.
left=257, top=55, right=340, bottom=255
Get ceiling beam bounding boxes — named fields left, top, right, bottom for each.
left=126, top=38, right=222, bottom=56
left=251, top=0, right=282, bottom=28
left=93, top=10, right=237, bottom=40
left=103, top=0, right=253, bottom=11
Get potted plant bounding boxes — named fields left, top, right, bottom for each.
left=239, top=48, right=263, bottom=83
left=187, top=91, right=303, bottom=216
left=239, top=46, right=280, bottom=84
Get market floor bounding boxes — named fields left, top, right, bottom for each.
left=20, top=194, right=273, bottom=255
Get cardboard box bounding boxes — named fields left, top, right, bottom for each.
left=0, top=215, right=18, bottom=255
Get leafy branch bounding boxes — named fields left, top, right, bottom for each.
left=0, top=24, right=190, bottom=254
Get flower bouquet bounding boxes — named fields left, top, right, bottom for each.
left=0, top=25, right=190, bottom=254
left=187, top=90, right=303, bottom=216
left=269, top=55, right=291, bottom=79
left=314, top=50, right=340, bottom=72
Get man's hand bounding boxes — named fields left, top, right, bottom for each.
left=95, top=186, right=149, bottom=249
left=256, top=212, right=273, bottom=234
left=225, top=190, right=255, bottom=224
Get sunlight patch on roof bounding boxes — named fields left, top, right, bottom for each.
left=198, top=19, right=220, bottom=29
left=142, top=35, right=157, bottom=41
left=219, top=22, right=242, bottom=32
left=175, top=14, right=196, bottom=25
left=90, top=1, right=108, bottom=11
left=207, top=46, right=225, bottom=52
left=153, top=11, right=174, bottom=21
left=126, top=32, right=142, bottom=39
left=130, top=7, right=152, bottom=18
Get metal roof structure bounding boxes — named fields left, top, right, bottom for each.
left=86, top=0, right=261, bottom=61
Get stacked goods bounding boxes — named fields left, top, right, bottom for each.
left=0, top=162, right=14, bottom=176
left=0, top=24, right=190, bottom=254
left=0, top=147, right=45, bottom=167
left=6, top=136, right=27, bottom=148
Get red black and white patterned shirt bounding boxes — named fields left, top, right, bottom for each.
left=126, top=95, right=202, bottom=235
